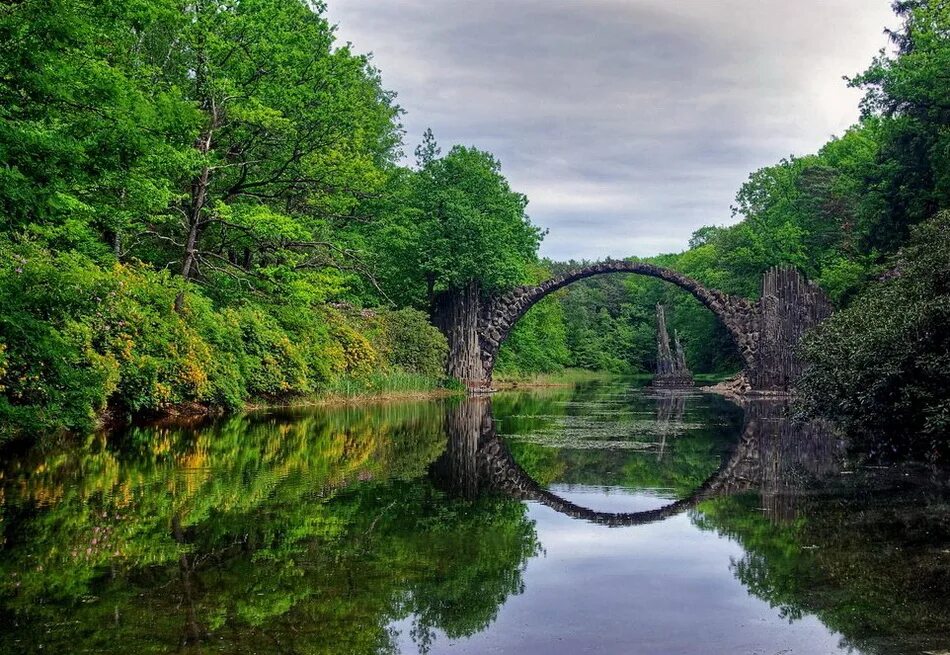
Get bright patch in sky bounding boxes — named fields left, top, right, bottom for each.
left=326, top=0, right=896, bottom=260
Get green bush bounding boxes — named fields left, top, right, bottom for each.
left=359, top=308, right=448, bottom=377
left=0, top=246, right=122, bottom=433
left=0, top=245, right=449, bottom=439
left=798, top=212, right=950, bottom=460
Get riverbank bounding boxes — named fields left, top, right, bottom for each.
left=68, top=372, right=466, bottom=439
left=197, top=372, right=460, bottom=412
left=120, top=369, right=613, bottom=429
left=244, top=384, right=463, bottom=411
left=4, top=367, right=740, bottom=445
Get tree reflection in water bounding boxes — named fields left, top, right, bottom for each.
left=436, top=387, right=949, bottom=655
left=0, top=385, right=948, bottom=655
left=0, top=402, right=539, bottom=654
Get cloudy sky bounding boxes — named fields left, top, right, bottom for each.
left=326, top=0, right=896, bottom=260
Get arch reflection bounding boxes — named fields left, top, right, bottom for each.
left=432, top=393, right=841, bottom=526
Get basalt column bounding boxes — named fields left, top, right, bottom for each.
left=652, top=303, right=694, bottom=388
left=433, top=280, right=490, bottom=389
left=752, top=266, right=833, bottom=392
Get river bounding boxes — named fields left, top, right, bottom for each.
left=1, top=379, right=947, bottom=654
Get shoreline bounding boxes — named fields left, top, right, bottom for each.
left=104, top=370, right=618, bottom=430
left=243, top=387, right=461, bottom=411
left=93, top=385, right=465, bottom=434
left=104, top=370, right=748, bottom=426
left=8, top=370, right=783, bottom=448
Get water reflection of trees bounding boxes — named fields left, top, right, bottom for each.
left=688, top=403, right=950, bottom=655
left=2, top=389, right=947, bottom=655
left=694, top=471, right=950, bottom=654
left=440, top=389, right=950, bottom=654
left=0, top=402, right=539, bottom=654
left=492, top=384, right=744, bottom=494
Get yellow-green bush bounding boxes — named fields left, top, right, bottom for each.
left=325, top=310, right=381, bottom=377
left=95, top=263, right=215, bottom=413
left=0, top=245, right=450, bottom=439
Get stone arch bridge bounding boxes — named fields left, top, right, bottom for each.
left=434, top=263, right=832, bottom=393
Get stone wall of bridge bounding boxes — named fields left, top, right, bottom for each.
left=750, top=266, right=834, bottom=392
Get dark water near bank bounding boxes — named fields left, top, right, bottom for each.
left=1, top=380, right=948, bottom=654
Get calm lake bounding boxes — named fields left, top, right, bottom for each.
left=1, top=379, right=948, bottom=654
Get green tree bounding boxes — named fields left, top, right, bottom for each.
left=372, top=134, right=544, bottom=308
left=847, top=0, right=950, bottom=252
left=0, top=0, right=193, bottom=256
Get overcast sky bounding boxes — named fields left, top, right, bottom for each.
left=326, top=0, right=896, bottom=260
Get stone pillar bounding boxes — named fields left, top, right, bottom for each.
left=652, top=303, right=694, bottom=388
left=433, top=280, right=491, bottom=390
left=752, top=266, right=833, bottom=392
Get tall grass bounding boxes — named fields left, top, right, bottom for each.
left=318, top=370, right=463, bottom=401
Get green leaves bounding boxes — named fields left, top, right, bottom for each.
left=0, top=0, right=195, bottom=251
left=371, top=139, right=543, bottom=306
left=798, top=211, right=950, bottom=460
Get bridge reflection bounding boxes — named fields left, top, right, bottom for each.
left=431, top=392, right=842, bottom=526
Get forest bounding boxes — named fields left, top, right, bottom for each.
left=0, top=0, right=947, bottom=456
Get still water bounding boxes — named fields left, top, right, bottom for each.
left=1, top=380, right=948, bottom=654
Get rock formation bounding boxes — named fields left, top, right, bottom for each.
left=652, top=303, right=694, bottom=388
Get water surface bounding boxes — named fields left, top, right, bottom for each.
left=1, top=380, right=948, bottom=654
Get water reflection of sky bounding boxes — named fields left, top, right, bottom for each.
left=396, top=486, right=850, bottom=655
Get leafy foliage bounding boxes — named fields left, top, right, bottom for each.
left=0, top=244, right=447, bottom=437
left=369, top=134, right=545, bottom=308
left=798, top=212, right=950, bottom=459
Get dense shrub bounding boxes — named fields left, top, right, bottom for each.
left=798, top=212, right=950, bottom=460
left=0, top=246, right=123, bottom=432
left=358, top=308, right=448, bottom=378
left=0, top=246, right=449, bottom=438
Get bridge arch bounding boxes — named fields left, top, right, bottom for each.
left=476, top=433, right=748, bottom=527
left=431, top=396, right=762, bottom=528
left=478, top=261, right=758, bottom=386
left=435, top=263, right=831, bottom=393
left=431, top=396, right=840, bottom=527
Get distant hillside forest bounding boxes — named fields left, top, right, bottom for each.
left=0, top=0, right=947, bottom=456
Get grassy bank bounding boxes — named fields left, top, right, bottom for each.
left=252, top=371, right=466, bottom=409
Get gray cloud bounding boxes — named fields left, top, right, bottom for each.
left=326, top=0, right=895, bottom=260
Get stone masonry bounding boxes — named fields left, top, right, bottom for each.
left=439, top=262, right=829, bottom=393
